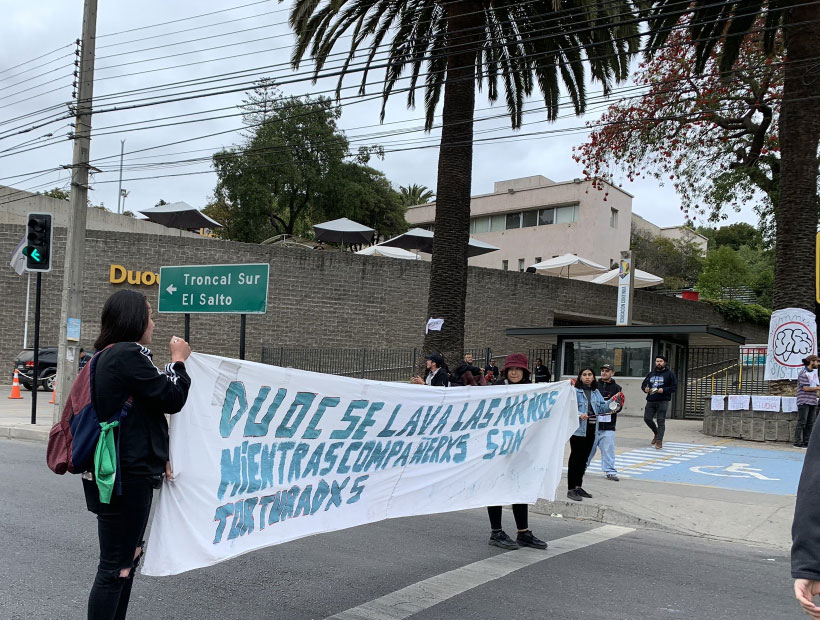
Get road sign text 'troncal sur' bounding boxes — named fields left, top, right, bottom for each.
left=158, top=264, right=269, bottom=314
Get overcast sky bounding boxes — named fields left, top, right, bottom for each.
left=1, top=0, right=761, bottom=229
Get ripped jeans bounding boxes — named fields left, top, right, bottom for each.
left=83, top=475, right=158, bottom=620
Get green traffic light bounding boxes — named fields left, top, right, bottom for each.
left=30, top=248, right=42, bottom=262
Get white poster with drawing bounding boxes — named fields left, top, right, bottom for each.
left=765, top=308, right=817, bottom=381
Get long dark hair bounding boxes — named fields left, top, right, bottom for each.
left=575, top=367, right=597, bottom=389
left=93, top=290, right=149, bottom=351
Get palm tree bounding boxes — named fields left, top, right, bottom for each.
left=641, top=1, right=820, bottom=313
left=400, top=183, right=435, bottom=206
left=289, top=0, right=640, bottom=362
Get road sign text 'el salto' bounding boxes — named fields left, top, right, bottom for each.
left=158, top=264, right=269, bottom=314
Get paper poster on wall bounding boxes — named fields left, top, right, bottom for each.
left=141, top=353, right=578, bottom=576
left=727, top=395, right=750, bottom=411
left=751, top=395, right=781, bottom=412
left=765, top=308, right=817, bottom=380
left=782, top=397, right=798, bottom=413
left=710, top=395, right=725, bottom=411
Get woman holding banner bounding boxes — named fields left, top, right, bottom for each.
left=567, top=368, right=610, bottom=502
left=486, top=353, right=549, bottom=550
left=81, top=290, right=191, bottom=620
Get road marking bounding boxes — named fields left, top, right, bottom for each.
left=324, top=525, right=634, bottom=620
left=588, top=442, right=727, bottom=478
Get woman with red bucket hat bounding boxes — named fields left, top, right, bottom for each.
left=485, top=353, right=548, bottom=550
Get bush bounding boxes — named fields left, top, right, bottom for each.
left=702, top=298, right=772, bottom=326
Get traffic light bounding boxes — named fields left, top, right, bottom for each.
left=24, top=213, right=53, bottom=272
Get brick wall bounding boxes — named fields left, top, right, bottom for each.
left=0, top=223, right=768, bottom=370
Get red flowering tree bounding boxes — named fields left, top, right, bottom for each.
left=574, top=19, right=785, bottom=231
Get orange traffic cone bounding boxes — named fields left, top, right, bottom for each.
left=49, top=387, right=56, bottom=404
left=8, top=369, right=23, bottom=399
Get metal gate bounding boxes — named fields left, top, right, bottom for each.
left=683, top=345, right=769, bottom=418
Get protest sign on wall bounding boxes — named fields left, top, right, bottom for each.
left=765, top=308, right=817, bottom=380
left=142, top=353, right=578, bottom=576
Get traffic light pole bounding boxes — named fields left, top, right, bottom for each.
left=55, top=0, right=98, bottom=422
left=31, top=273, right=42, bottom=424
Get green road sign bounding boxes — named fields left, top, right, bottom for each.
left=158, top=264, right=269, bottom=314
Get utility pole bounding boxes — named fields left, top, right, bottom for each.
left=55, top=0, right=98, bottom=422
left=116, top=139, right=125, bottom=214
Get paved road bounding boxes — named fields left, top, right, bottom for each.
left=0, top=439, right=800, bottom=620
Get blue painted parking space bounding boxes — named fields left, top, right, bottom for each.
left=637, top=445, right=806, bottom=495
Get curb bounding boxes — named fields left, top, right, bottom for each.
left=1, top=425, right=49, bottom=443
left=531, top=498, right=678, bottom=534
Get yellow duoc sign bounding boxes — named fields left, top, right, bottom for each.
left=110, top=264, right=160, bottom=286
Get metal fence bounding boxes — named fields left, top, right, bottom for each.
left=683, top=345, right=769, bottom=418
left=259, top=346, right=548, bottom=382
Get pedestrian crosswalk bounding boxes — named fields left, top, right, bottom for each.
left=585, top=442, right=726, bottom=479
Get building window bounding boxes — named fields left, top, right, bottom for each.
left=535, top=256, right=542, bottom=264
left=538, top=208, right=555, bottom=226
left=490, top=214, right=506, bottom=232
left=610, top=208, right=618, bottom=228
left=506, top=212, right=521, bottom=230
left=522, top=210, right=538, bottom=227
left=562, top=340, right=652, bottom=378
left=502, top=260, right=508, bottom=271
left=471, top=216, right=490, bottom=234
left=555, top=204, right=578, bottom=224
left=518, top=259, right=525, bottom=272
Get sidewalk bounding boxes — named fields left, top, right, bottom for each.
left=0, top=390, right=800, bottom=550
left=533, top=416, right=801, bottom=550
left=0, top=386, right=54, bottom=441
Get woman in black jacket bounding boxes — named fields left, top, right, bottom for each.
left=486, top=353, right=548, bottom=550
left=82, top=290, right=191, bottom=620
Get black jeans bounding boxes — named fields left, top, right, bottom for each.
left=644, top=401, right=669, bottom=441
left=567, top=421, right=595, bottom=489
left=487, top=504, right=529, bottom=531
left=84, top=476, right=157, bottom=620
left=795, top=404, right=818, bottom=446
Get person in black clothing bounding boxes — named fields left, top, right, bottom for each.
left=78, top=347, right=92, bottom=370
left=793, top=427, right=820, bottom=617
left=533, top=358, right=552, bottom=383
left=641, top=355, right=677, bottom=450
left=411, top=353, right=449, bottom=386
left=81, top=290, right=191, bottom=620
left=486, top=353, right=548, bottom=550
left=484, top=359, right=500, bottom=383
left=451, top=353, right=486, bottom=386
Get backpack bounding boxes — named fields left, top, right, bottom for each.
left=46, top=347, right=132, bottom=486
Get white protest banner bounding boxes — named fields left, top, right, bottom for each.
left=765, top=308, right=817, bottom=380
left=142, top=353, right=578, bottom=576
left=727, top=395, right=750, bottom=411
left=782, top=397, right=798, bottom=413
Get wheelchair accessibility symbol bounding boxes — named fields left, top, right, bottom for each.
left=689, top=463, right=780, bottom=481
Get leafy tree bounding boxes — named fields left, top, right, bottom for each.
left=288, top=0, right=641, bottom=363
left=696, top=222, right=764, bottom=251
left=322, top=163, right=408, bottom=243
left=630, top=225, right=704, bottom=290
left=697, top=246, right=752, bottom=299
left=399, top=184, right=434, bottom=207
left=41, top=188, right=69, bottom=201
left=211, top=87, right=351, bottom=242
left=640, top=1, right=820, bottom=315
left=577, top=16, right=786, bottom=233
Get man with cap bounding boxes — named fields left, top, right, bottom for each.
left=411, top=353, right=449, bottom=387
left=587, top=363, right=624, bottom=481
left=641, top=355, right=677, bottom=449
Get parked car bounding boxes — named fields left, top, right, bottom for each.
left=13, top=347, right=58, bottom=392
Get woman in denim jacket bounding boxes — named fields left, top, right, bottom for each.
left=567, top=368, right=610, bottom=501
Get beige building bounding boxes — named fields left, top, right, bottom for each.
left=632, top=213, right=708, bottom=255
left=405, top=175, right=705, bottom=271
